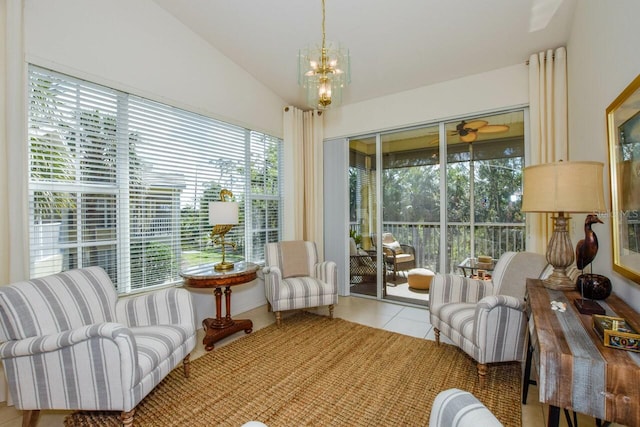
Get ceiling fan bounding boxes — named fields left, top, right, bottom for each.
left=451, top=120, right=509, bottom=143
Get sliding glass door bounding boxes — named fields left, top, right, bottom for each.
left=347, top=110, right=525, bottom=305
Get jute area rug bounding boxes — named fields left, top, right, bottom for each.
left=65, top=312, right=522, bottom=426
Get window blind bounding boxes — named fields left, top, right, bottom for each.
left=28, top=65, right=282, bottom=292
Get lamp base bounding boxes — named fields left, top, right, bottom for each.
left=542, top=274, right=576, bottom=291
left=574, top=299, right=605, bottom=315
left=214, top=261, right=235, bottom=271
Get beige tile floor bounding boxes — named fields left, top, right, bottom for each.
left=0, top=295, right=624, bottom=426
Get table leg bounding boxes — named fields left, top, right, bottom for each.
left=202, top=285, right=253, bottom=351
left=548, top=405, right=560, bottom=427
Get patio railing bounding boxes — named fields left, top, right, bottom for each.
left=350, top=221, right=525, bottom=274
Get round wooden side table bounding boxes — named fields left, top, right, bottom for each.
left=180, top=261, right=259, bottom=351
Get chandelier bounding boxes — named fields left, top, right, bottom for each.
left=298, top=0, right=351, bottom=110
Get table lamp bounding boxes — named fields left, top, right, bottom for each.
left=521, top=161, right=605, bottom=290
left=209, top=189, right=239, bottom=271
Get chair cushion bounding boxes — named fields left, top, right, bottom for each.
left=436, top=303, right=475, bottom=341
left=349, top=238, right=358, bottom=256
left=131, top=324, right=193, bottom=380
left=278, top=241, right=311, bottom=278
left=394, top=253, right=414, bottom=263
left=383, top=240, right=404, bottom=254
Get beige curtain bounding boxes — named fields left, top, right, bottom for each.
left=282, top=107, right=325, bottom=258
left=282, top=107, right=305, bottom=240
left=303, top=110, right=324, bottom=255
left=527, top=46, right=568, bottom=253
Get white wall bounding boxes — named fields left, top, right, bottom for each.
left=19, top=0, right=286, bottom=315
left=24, top=0, right=285, bottom=138
left=0, top=1, right=8, bottom=286
left=566, top=0, right=640, bottom=311
left=324, top=64, right=528, bottom=139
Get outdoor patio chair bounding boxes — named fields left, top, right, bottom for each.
left=349, top=237, right=378, bottom=285
left=381, top=232, right=416, bottom=280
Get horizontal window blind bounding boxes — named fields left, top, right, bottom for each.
left=28, top=65, right=282, bottom=292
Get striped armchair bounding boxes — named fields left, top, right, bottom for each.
left=429, top=252, right=548, bottom=387
left=0, top=267, right=196, bottom=427
left=429, top=388, right=503, bottom=427
left=263, top=241, right=338, bottom=326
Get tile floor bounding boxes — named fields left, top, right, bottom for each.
left=0, top=295, right=624, bottom=426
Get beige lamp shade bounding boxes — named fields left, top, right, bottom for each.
left=209, top=201, right=239, bottom=225
left=521, top=161, right=606, bottom=213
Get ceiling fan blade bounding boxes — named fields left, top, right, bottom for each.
left=463, top=120, right=488, bottom=130
left=460, top=132, right=477, bottom=143
left=477, top=124, right=510, bottom=133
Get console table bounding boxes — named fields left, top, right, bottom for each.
left=181, top=262, right=259, bottom=351
left=524, top=278, right=640, bottom=426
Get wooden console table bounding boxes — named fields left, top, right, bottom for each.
left=524, top=278, right=640, bottom=426
left=181, top=262, right=259, bottom=351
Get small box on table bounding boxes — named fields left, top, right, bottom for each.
left=592, top=314, right=640, bottom=352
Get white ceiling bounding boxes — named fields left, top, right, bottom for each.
left=153, top=0, right=576, bottom=110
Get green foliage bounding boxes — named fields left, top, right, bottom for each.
left=349, top=229, right=362, bottom=246
left=130, top=241, right=177, bottom=286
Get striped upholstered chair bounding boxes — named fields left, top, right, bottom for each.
left=429, top=388, right=503, bottom=427
left=429, top=252, right=548, bottom=387
left=0, top=266, right=196, bottom=427
left=263, top=241, right=338, bottom=326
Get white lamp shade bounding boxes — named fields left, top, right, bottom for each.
left=521, top=161, right=606, bottom=213
left=209, top=201, right=239, bottom=225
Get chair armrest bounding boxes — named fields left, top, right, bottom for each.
left=473, top=295, right=527, bottom=363
left=429, top=275, right=495, bottom=311
left=430, top=388, right=503, bottom=427
left=476, top=295, right=524, bottom=312
left=400, top=244, right=415, bottom=255
left=0, top=323, right=142, bottom=404
left=314, top=261, right=338, bottom=290
left=0, top=322, right=133, bottom=358
left=262, top=266, right=283, bottom=301
left=116, top=288, right=195, bottom=331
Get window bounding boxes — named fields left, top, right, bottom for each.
left=28, top=66, right=282, bottom=292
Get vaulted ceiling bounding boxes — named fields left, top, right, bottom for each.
left=153, top=0, right=576, bottom=110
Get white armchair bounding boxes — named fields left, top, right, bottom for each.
left=263, top=241, right=338, bottom=326
left=429, top=252, right=548, bottom=386
left=0, top=267, right=196, bottom=427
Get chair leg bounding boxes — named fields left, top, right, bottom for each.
left=275, top=311, right=282, bottom=326
left=434, top=328, right=440, bottom=345
left=477, top=363, right=488, bottom=388
left=21, top=410, right=40, bottom=427
left=121, top=409, right=135, bottom=427
left=329, top=304, right=334, bottom=319
left=183, top=353, right=191, bottom=378
left=267, top=302, right=272, bottom=312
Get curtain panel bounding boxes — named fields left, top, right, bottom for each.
left=527, top=46, right=568, bottom=254
left=282, top=107, right=324, bottom=258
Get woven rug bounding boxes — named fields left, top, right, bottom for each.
left=65, top=312, right=522, bottom=426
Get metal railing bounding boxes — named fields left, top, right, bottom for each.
left=349, top=221, right=525, bottom=274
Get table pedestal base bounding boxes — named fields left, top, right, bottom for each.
left=202, top=317, right=253, bottom=351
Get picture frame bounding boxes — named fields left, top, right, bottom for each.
left=607, top=74, right=640, bottom=284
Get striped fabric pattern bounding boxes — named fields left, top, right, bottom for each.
left=429, top=252, right=548, bottom=368
left=429, top=388, right=503, bottom=427
left=0, top=267, right=196, bottom=413
left=263, top=241, right=338, bottom=313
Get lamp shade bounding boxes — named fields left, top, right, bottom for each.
left=521, top=161, right=606, bottom=213
left=209, top=201, right=239, bottom=225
